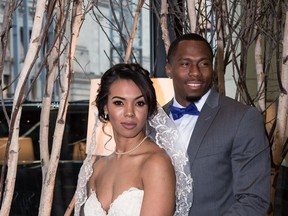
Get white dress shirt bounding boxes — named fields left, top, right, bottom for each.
left=170, top=90, right=211, bottom=150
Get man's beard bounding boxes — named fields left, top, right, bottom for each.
left=186, top=96, right=202, bottom=103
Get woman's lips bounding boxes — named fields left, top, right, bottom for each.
left=121, top=122, right=137, bottom=130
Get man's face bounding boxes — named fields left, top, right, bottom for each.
left=166, top=40, right=213, bottom=106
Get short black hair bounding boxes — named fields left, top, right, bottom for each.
left=167, top=33, right=213, bottom=63
left=96, top=63, right=157, bottom=122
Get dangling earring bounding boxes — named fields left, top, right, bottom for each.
left=104, top=113, right=109, bottom=120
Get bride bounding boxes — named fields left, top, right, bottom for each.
left=74, top=63, right=192, bottom=216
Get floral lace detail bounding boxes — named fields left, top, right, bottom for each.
left=74, top=111, right=98, bottom=216
left=148, top=106, right=193, bottom=216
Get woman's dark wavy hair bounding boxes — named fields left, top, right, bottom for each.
left=95, top=63, right=157, bottom=122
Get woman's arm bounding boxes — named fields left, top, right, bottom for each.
left=140, top=152, right=176, bottom=216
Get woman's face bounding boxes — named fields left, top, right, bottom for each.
left=104, top=79, right=148, bottom=139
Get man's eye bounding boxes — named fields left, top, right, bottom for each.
left=199, top=60, right=211, bottom=67
left=180, top=62, right=190, bottom=67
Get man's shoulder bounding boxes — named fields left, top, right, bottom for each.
left=219, top=94, right=246, bottom=105
left=206, top=89, right=250, bottom=110
left=217, top=94, right=262, bottom=119
left=219, top=94, right=252, bottom=108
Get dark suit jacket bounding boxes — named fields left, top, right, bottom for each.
left=163, top=89, right=270, bottom=216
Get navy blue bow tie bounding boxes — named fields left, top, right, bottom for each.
left=170, top=103, right=200, bottom=120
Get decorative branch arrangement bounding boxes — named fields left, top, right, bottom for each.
left=0, top=0, right=287, bottom=215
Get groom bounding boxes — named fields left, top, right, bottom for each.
left=163, top=33, right=271, bottom=215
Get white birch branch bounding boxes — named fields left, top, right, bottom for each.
left=255, top=34, right=265, bottom=112
left=273, top=11, right=288, bottom=171
left=160, top=0, right=170, bottom=54
left=38, top=0, right=84, bottom=215
left=215, top=0, right=225, bottom=95
left=0, top=1, right=46, bottom=215
left=254, top=0, right=265, bottom=112
left=269, top=11, right=288, bottom=215
left=124, top=0, right=145, bottom=63
left=39, top=0, right=64, bottom=182
left=187, top=0, right=196, bottom=33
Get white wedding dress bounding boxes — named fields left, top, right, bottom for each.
left=75, top=106, right=193, bottom=216
left=83, top=187, right=144, bottom=216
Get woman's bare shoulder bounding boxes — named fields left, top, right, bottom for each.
left=141, top=140, right=174, bottom=174
left=140, top=140, right=176, bottom=196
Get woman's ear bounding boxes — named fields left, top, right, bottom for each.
left=103, top=105, right=109, bottom=120
left=103, top=105, right=108, bottom=114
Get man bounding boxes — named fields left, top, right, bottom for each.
left=163, top=33, right=270, bottom=215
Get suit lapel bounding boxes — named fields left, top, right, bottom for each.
left=163, top=100, right=173, bottom=115
left=187, top=89, right=220, bottom=166
left=163, top=92, right=220, bottom=166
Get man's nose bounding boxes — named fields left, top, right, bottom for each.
left=188, top=64, right=201, bottom=77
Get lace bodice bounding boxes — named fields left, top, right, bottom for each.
left=83, top=187, right=144, bottom=216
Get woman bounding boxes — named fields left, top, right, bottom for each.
left=74, top=63, right=192, bottom=216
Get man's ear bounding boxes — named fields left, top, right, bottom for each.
left=165, top=63, right=172, bottom=78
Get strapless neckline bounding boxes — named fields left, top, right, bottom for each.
left=84, top=187, right=144, bottom=216
left=95, top=187, right=141, bottom=213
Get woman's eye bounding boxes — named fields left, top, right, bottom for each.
left=113, top=100, right=123, bottom=106
left=136, top=101, right=145, bottom=107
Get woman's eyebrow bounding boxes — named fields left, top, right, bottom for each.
left=111, top=95, right=144, bottom=100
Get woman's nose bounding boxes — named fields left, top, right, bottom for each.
left=124, top=106, right=135, bottom=117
